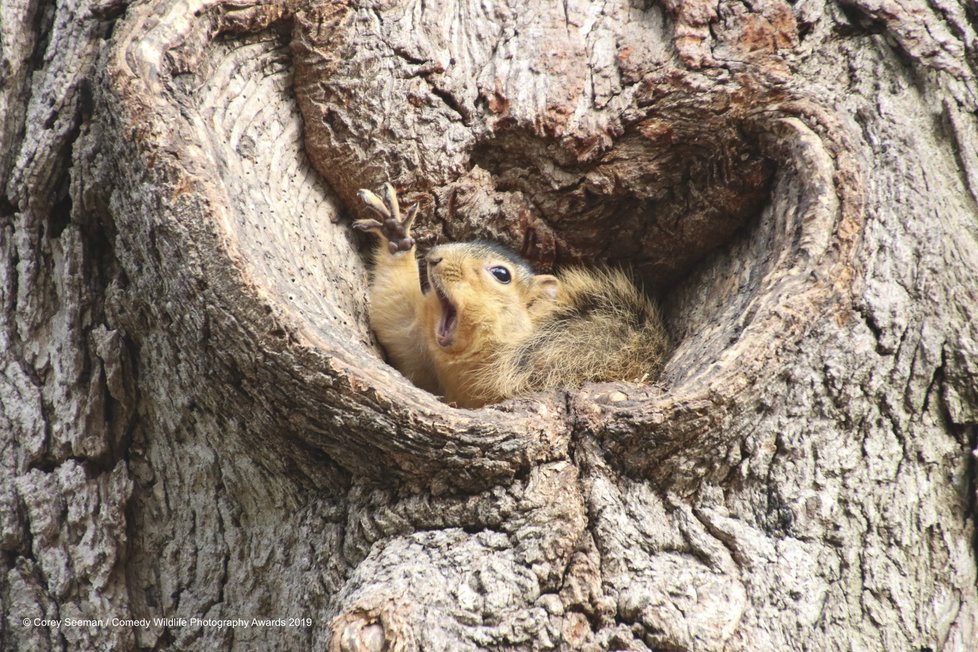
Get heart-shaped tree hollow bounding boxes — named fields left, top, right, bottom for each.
left=290, top=2, right=863, bottom=486
left=101, top=0, right=860, bottom=495
left=44, top=0, right=978, bottom=648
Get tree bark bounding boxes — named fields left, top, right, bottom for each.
left=2, top=0, right=977, bottom=649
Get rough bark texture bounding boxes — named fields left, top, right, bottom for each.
left=2, top=0, right=977, bottom=650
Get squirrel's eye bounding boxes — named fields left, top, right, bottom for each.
left=489, top=266, right=512, bottom=284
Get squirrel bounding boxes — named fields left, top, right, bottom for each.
left=353, top=183, right=669, bottom=409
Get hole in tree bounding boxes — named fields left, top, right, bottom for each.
left=351, top=101, right=778, bottom=406
left=467, top=119, right=772, bottom=296
left=421, top=100, right=778, bottom=394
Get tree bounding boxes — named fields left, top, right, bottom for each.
left=2, top=0, right=977, bottom=649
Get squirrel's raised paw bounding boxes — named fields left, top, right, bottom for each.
left=355, top=183, right=418, bottom=254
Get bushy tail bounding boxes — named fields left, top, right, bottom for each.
left=476, top=267, right=669, bottom=399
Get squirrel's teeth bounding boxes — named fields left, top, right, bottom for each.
left=436, top=288, right=457, bottom=346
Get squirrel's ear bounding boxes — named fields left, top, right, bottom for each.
left=531, top=274, right=560, bottom=302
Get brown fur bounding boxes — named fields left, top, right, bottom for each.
left=356, top=185, right=669, bottom=408
left=470, top=267, right=669, bottom=404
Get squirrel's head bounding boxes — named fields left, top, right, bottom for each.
left=422, top=241, right=559, bottom=359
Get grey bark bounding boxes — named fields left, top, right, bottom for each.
left=2, top=0, right=977, bottom=650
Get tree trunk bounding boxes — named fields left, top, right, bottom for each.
left=2, top=0, right=977, bottom=649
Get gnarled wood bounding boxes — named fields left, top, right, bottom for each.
left=2, top=0, right=976, bottom=650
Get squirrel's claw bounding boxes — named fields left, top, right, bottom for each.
left=355, top=184, right=418, bottom=254
left=381, top=183, right=400, bottom=221
left=357, top=189, right=391, bottom=220
left=353, top=218, right=385, bottom=233
left=402, top=204, right=418, bottom=232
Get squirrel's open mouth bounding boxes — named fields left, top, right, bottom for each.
left=435, top=288, right=457, bottom=347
